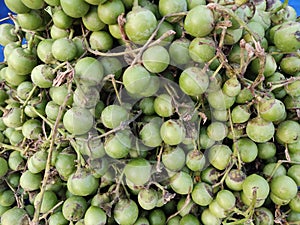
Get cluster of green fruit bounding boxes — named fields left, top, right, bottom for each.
left=0, top=0, right=299, bottom=224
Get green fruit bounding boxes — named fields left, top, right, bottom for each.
left=123, top=64, right=151, bottom=94
left=208, top=144, right=232, bottom=170
left=201, top=208, right=221, bottom=225
left=225, top=169, right=246, bottom=191
left=101, top=104, right=129, bottom=129
left=83, top=6, right=106, bottom=31
left=170, top=171, right=193, bottom=195
left=232, top=138, right=258, bottom=163
left=97, top=0, right=125, bottom=25
left=0, top=157, right=8, bottom=178
left=169, top=38, right=191, bottom=65
left=34, top=191, right=58, bottom=213
left=274, top=22, right=300, bottom=52
left=1, top=207, right=29, bottom=225
left=60, top=0, right=90, bottom=18
left=7, top=47, right=37, bottom=75
left=0, top=189, right=15, bottom=206
left=242, top=174, right=269, bottom=200
left=185, top=149, right=206, bottom=172
left=250, top=54, right=277, bottom=77
left=138, top=188, right=158, bottom=210
left=0, top=23, right=18, bottom=46
left=231, top=104, right=251, bottom=124
left=63, top=107, right=94, bottom=135
left=124, top=7, right=157, bottom=44
left=55, top=150, right=76, bottom=181
left=89, top=31, right=113, bottom=51
left=67, top=169, right=99, bottom=196
left=84, top=206, right=107, bottom=225
left=160, top=119, right=185, bottom=146
left=216, top=189, right=236, bottom=210
left=4, top=0, right=30, bottom=13
left=52, top=9, right=73, bottom=29
left=114, top=199, right=139, bottom=225
left=276, top=120, right=300, bottom=144
left=62, top=196, right=88, bottom=222
left=263, top=163, right=286, bottom=178
left=124, top=158, right=151, bottom=186
left=52, top=38, right=77, bottom=61
left=149, top=208, right=166, bottom=225
left=48, top=212, right=69, bottom=225
left=246, top=117, right=275, bottom=143
left=17, top=10, right=44, bottom=30
left=207, top=122, right=228, bottom=142
left=140, top=122, right=162, bottom=147
left=142, top=45, right=170, bottom=73
left=31, top=64, right=55, bottom=88
left=75, top=57, right=104, bottom=86
left=192, top=182, right=213, bottom=206
left=184, top=5, right=215, bottom=37
left=189, top=37, right=216, bottom=63
left=180, top=214, right=200, bottom=225
left=257, top=142, right=276, bottom=160
left=270, top=175, right=298, bottom=200
left=20, top=170, right=42, bottom=191
left=179, top=66, right=209, bottom=96
left=104, top=131, right=131, bottom=159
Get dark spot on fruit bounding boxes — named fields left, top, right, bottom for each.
left=295, top=31, right=300, bottom=41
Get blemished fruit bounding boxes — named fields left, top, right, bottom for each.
left=0, top=0, right=300, bottom=224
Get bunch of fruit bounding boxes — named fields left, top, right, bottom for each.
left=0, top=0, right=299, bottom=224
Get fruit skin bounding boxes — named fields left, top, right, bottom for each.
left=179, top=66, right=209, bottom=96
left=158, top=0, right=187, bottom=23
left=160, top=119, right=185, bottom=146
left=97, top=0, right=125, bottom=25
left=191, top=182, right=213, bottom=206
left=60, top=0, right=90, bottom=18
left=170, top=171, right=193, bottom=195
left=67, top=169, right=99, bottom=196
left=246, top=117, right=275, bottom=143
left=63, top=107, right=94, bottom=135
left=124, top=158, right=152, bottom=186
left=84, top=206, right=107, bottom=225
left=208, top=144, right=232, bottom=170
left=62, top=196, right=88, bottom=222
left=242, top=174, right=270, bottom=201
left=123, top=64, right=151, bottom=94
left=270, top=175, right=298, bottom=201
left=124, top=6, right=157, bottom=44
left=1, top=207, right=29, bottom=225
left=184, top=5, right=215, bottom=37
left=113, top=199, right=139, bottom=225
left=276, top=120, right=300, bottom=144
left=142, top=45, right=170, bottom=73
left=274, top=21, right=300, bottom=52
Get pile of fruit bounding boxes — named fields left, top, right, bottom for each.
left=0, top=0, right=299, bottom=224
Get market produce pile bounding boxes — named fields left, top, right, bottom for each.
left=0, top=0, right=300, bottom=224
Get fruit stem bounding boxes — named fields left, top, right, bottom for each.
left=130, top=11, right=175, bottom=66
left=271, top=0, right=289, bottom=14
left=31, top=83, right=72, bottom=225
left=207, top=3, right=260, bottom=41
left=133, top=0, right=139, bottom=8
left=228, top=108, right=243, bottom=170
left=167, top=193, right=191, bottom=222
left=0, top=142, right=25, bottom=153
left=92, top=111, right=142, bottom=140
